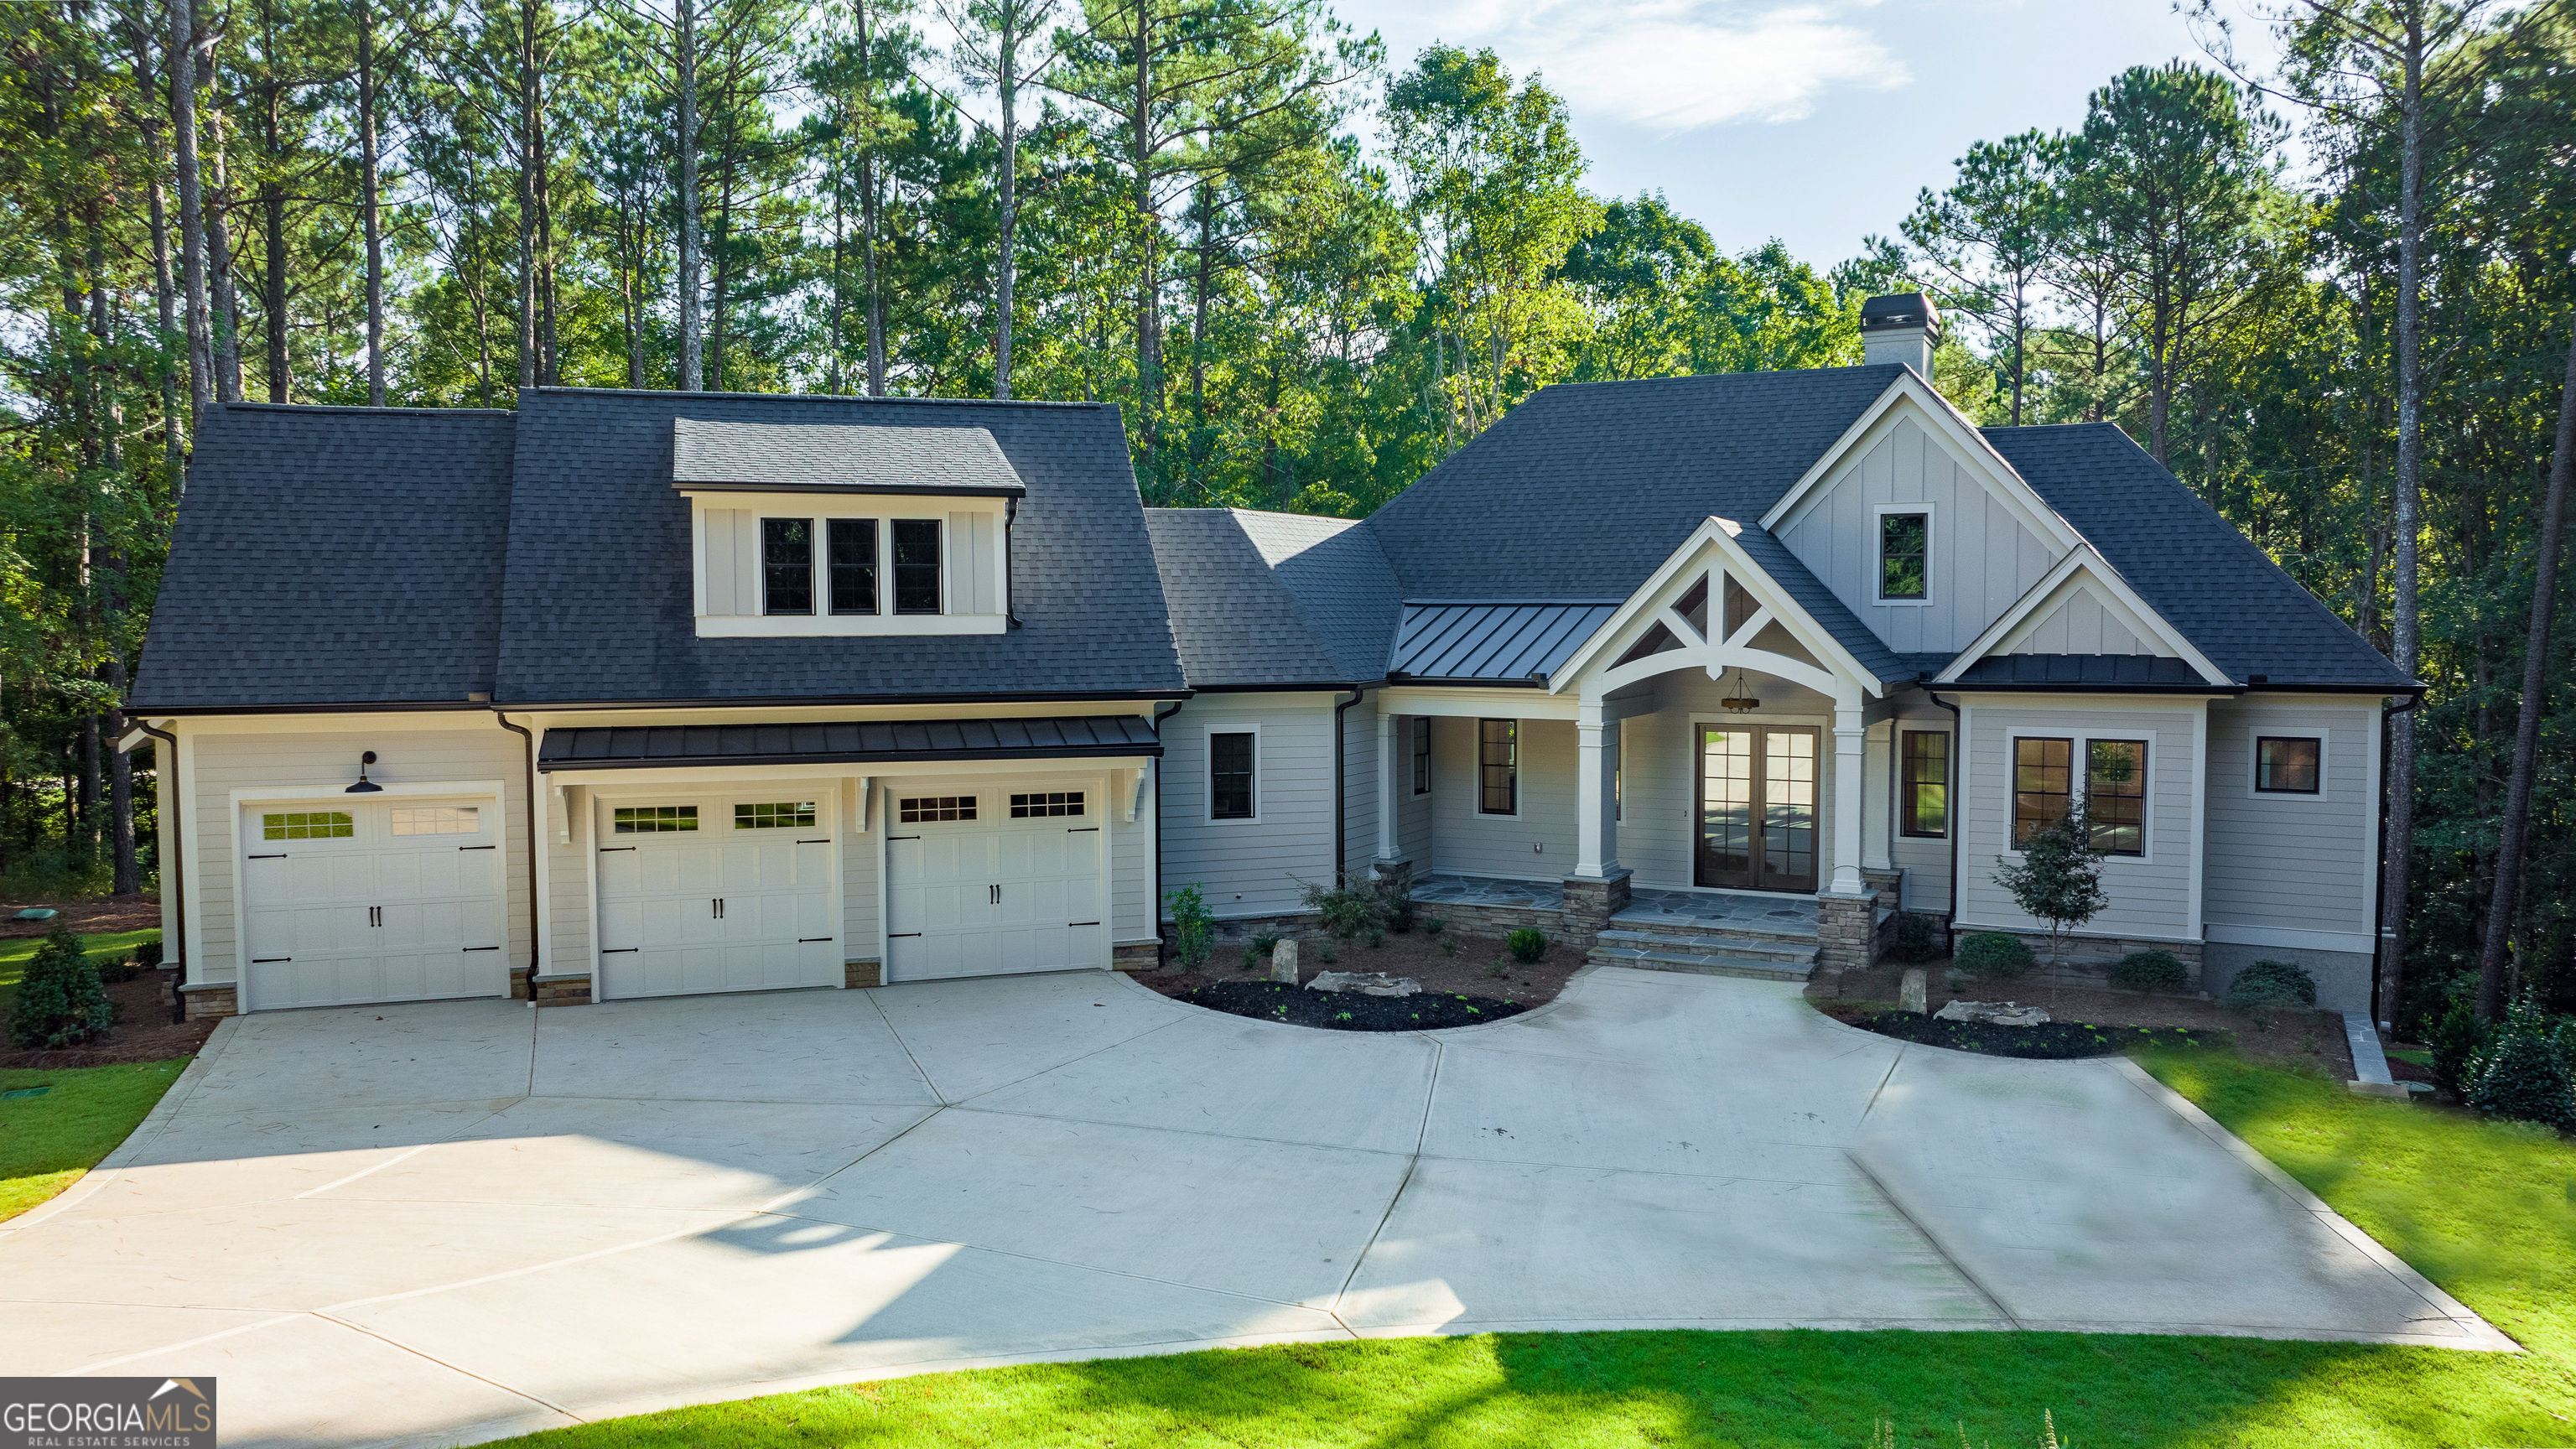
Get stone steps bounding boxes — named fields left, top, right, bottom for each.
left=1590, top=927, right=1815, bottom=965
left=1586, top=943, right=1816, bottom=982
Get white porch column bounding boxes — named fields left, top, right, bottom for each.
left=1574, top=700, right=1621, bottom=878
left=1862, top=719, right=1893, bottom=874
left=1830, top=700, right=1866, bottom=896
left=1375, top=710, right=1401, bottom=864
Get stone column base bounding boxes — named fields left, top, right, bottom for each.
left=1558, top=869, right=1633, bottom=951
left=844, top=958, right=884, bottom=989
left=1112, top=940, right=1161, bottom=973
left=1815, top=891, right=1877, bottom=974
left=531, top=972, right=593, bottom=1006
left=510, top=966, right=533, bottom=1000
left=179, top=982, right=238, bottom=1021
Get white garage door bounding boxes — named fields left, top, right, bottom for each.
left=595, top=792, right=841, bottom=1000
left=240, top=798, right=506, bottom=1011
left=886, top=781, right=1107, bottom=980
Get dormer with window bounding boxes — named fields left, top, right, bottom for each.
left=678, top=418, right=1015, bottom=637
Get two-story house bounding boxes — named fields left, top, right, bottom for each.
left=132, top=296, right=2412, bottom=1021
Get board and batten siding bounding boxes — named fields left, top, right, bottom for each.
left=1775, top=413, right=2055, bottom=655
left=2007, top=585, right=2168, bottom=657
left=1955, top=702, right=2199, bottom=942
left=2202, top=699, right=2377, bottom=944
left=1609, top=672, right=1840, bottom=891
left=184, top=719, right=531, bottom=984
left=1160, top=693, right=1337, bottom=919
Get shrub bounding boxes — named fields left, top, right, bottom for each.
left=1164, top=883, right=1216, bottom=969
left=1437, top=934, right=1459, bottom=958
left=1423, top=918, right=1446, bottom=937
left=2107, top=949, right=2190, bottom=995
left=2224, top=958, right=2317, bottom=1031
left=8, top=919, right=115, bottom=1050
left=2428, top=1002, right=2490, bottom=1097
left=134, top=940, right=164, bottom=969
left=1886, top=912, right=1938, bottom=964
left=1241, top=934, right=1280, bottom=971
left=96, top=960, right=143, bottom=984
left=1317, top=940, right=1339, bottom=964
left=1301, top=874, right=1393, bottom=943
left=1954, top=932, right=2033, bottom=979
left=2466, top=998, right=2576, bottom=1128
left=1505, top=927, right=1548, bottom=964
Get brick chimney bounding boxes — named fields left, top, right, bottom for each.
left=1859, top=293, right=1940, bottom=377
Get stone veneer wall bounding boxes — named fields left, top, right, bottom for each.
left=531, top=972, right=591, bottom=1006
left=845, top=958, right=884, bottom=989
left=179, top=983, right=237, bottom=1021
left=1815, top=894, right=1877, bottom=974
left=1413, top=901, right=1570, bottom=946
left=1957, top=928, right=2205, bottom=982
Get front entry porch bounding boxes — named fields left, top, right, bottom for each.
left=1406, top=872, right=1825, bottom=983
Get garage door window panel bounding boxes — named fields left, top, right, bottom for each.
left=1010, top=791, right=1084, bottom=818
left=615, top=805, right=699, bottom=834
left=392, top=806, right=480, bottom=836
left=900, top=795, right=976, bottom=823
left=735, top=801, right=818, bottom=828
left=264, top=811, right=353, bottom=840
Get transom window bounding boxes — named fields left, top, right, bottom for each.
left=763, top=515, right=941, bottom=616
left=615, top=805, right=699, bottom=834
left=899, top=795, right=975, bottom=823
left=735, top=802, right=818, bottom=829
left=262, top=810, right=352, bottom=840
left=2257, top=736, right=2321, bottom=793
left=1479, top=719, right=1518, bottom=815
left=391, top=806, right=480, bottom=836
left=2011, top=737, right=2071, bottom=845
left=1411, top=717, right=1431, bottom=795
left=2087, top=740, right=2148, bottom=856
left=1900, top=730, right=1948, bottom=838
left=1010, top=791, right=1085, bottom=818
left=1211, top=732, right=1255, bottom=820
left=1879, top=512, right=1929, bottom=600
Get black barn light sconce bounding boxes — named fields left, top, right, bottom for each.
left=346, top=750, right=385, bottom=794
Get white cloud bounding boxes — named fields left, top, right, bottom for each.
left=1372, top=0, right=1909, bottom=134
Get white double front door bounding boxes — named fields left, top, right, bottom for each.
left=885, top=777, right=1108, bottom=980
left=238, top=797, right=506, bottom=1011
left=593, top=789, right=843, bottom=1000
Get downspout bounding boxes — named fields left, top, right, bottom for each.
left=2374, top=692, right=2422, bottom=1031
left=1928, top=689, right=1963, bottom=956
left=1151, top=699, right=1185, bottom=932
left=1332, top=686, right=1367, bottom=882
left=486, top=702, right=542, bottom=991
left=136, top=720, right=184, bottom=1018
left=1003, top=497, right=1022, bottom=629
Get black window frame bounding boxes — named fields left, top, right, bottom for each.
left=1209, top=731, right=1256, bottom=820
left=2255, top=735, right=2322, bottom=794
left=1900, top=729, right=1949, bottom=839
left=2086, top=739, right=2148, bottom=856
left=2010, top=736, right=2072, bottom=847
left=892, top=518, right=943, bottom=615
left=1410, top=717, right=1431, bottom=795
left=1878, top=511, right=1929, bottom=601
left=828, top=517, right=879, bottom=616
left=761, top=517, right=815, bottom=615
left=1478, top=719, right=1518, bottom=816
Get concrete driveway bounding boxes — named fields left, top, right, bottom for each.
left=3, top=967, right=2506, bottom=1447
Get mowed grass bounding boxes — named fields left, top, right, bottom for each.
left=0, top=927, right=160, bottom=1007
left=491, top=1051, right=2576, bottom=1449
left=0, top=1058, right=187, bottom=1220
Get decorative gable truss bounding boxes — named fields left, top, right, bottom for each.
left=1549, top=516, right=1887, bottom=705
left=1935, top=548, right=2230, bottom=685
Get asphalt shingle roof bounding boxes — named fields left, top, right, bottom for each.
left=132, top=402, right=519, bottom=709
left=1983, top=423, right=2413, bottom=689
left=670, top=418, right=1026, bottom=494
left=1143, top=508, right=1399, bottom=687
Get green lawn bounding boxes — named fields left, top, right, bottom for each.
left=0, top=1057, right=188, bottom=1220
left=486, top=1052, right=2576, bottom=1449
left=0, top=927, right=160, bottom=1007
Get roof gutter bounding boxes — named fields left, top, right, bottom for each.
left=130, top=688, right=1195, bottom=717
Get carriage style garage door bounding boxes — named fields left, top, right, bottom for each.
left=238, top=797, right=506, bottom=1012
left=886, top=779, right=1107, bottom=981
left=594, top=791, right=842, bottom=1000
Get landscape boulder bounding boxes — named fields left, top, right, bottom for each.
left=1934, top=1000, right=2051, bottom=1027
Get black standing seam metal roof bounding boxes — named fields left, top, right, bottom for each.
left=1946, top=656, right=2220, bottom=688
left=1387, top=603, right=1620, bottom=681
left=538, top=714, right=1161, bottom=771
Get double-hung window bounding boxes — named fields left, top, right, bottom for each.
left=1210, top=731, right=1255, bottom=820
left=1478, top=719, right=1518, bottom=815
left=1900, top=730, right=1948, bottom=838
left=2087, top=740, right=2147, bottom=855
left=760, top=515, right=941, bottom=617
left=1878, top=511, right=1929, bottom=601
left=1410, top=717, right=1431, bottom=794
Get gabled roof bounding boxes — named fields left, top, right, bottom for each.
left=1985, top=424, right=2414, bottom=690
left=132, top=402, right=519, bottom=709
left=1729, top=524, right=1914, bottom=691
left=1389, top=602, right=1619, bottom=683
left=1142, top=508, right=1399, bottom=687
left=1937, top=546, right=2229, bottom=688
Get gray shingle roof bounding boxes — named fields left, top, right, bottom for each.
left=1389, top=603, right=1618, bottom=682
left=538, top=714, right=1161, bottom=771
left=671, top=418, right=1026, bottom=495
left=1142, top=508, right=1399, bottom=687
left=1728, top=523, right=1914, bottom=690
left=1983, top=424, right=2413, bottom=689
left=132, top=402, right=519, bottom=709
left=496, top=389, right=1183, bottom=704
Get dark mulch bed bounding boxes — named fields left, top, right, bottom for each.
left=1176, top=980, right=1530, bottom=1032
left=1843, top=1010, right=2228, bottom=1060
left=1, top=970, right=211, bottom=1069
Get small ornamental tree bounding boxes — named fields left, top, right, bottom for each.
left=1993, top=798, right=2107, bottom=967
left=8, top=919, right=115, bottom=1050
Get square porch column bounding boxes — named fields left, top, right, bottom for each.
left=1815, top=701, right=1876, bottom=973
left=1372, top=710, right=1411, bottom=891
left=1562, top=703, right=1631, bottom=948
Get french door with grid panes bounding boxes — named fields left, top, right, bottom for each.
left=1694, top=725, right=1820, bottom=891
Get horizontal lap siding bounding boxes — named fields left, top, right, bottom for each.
left=1160, top=694, right=1335, bottom=919
left=1960, top=704, right=2197, bottom=941
left=189, top=721, right=530, bottom=982
left=2204, top=700, right=2375, bottom=938
left=1433, top=714, right=1576, bottom=879
left=1395, top=714, right=1435, bottom=865
left=548, top=803, right=591, bottom=969
left=1111, top=784, right=1150, bottom=941
left=1887, top=701, right=1955, bottom=912
left=1343, top=698, right=1376, bottom=878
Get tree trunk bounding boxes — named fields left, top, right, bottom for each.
left=858, top=0, right=886, bottom=397
left=994, top=7, right=1018, bottom=400
left=1130, top=0, right=1158, bottom=484
left=209, top=108, right=242, bottom=404
left=359, top=0, right=384, bottom=405
left=676, top=0, right=702, bottom=391
left=172, top=0, right=211, bottom=423
left=259, top=4, right=288, bottom=404
left=2476, top=322, right=2576, bottom=1017
left=515, top=0, right=538, bottom=393
left=134, top=21, right=183, bottom=469
left=2374, top=13, right=2427, bottom=1031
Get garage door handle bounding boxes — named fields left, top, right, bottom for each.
left=797, top=838, right=830, bottom=844
left=601, top=948, right=639, bottom=954
left=1068, top=921, right=1100, bottom=927
left=888, top=932, right=922, bottom=938
left=460, top=844, right=496, bottom=851
left=1067, top=827, right=1099, bottom=833
left=598, top=846, right=636, bottom=853
left=463, top=946, right=501, bottom=952
left=252, top=957, right=291, bottom=963
left=798, top=937, right=834, bottom=943
left=247, top=852, right=286, bottom=860
left=889, top=834, right=920, bottom=841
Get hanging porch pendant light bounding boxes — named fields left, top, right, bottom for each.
left=1720, top=667, right=1761, bottom=713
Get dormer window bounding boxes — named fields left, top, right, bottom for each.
left=1877, top=507, right=1929, bottom=603
left=676, top=418, right=1015, bottom=637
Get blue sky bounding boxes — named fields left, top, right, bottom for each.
left=1348, top=0, right=2291, bottom=265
